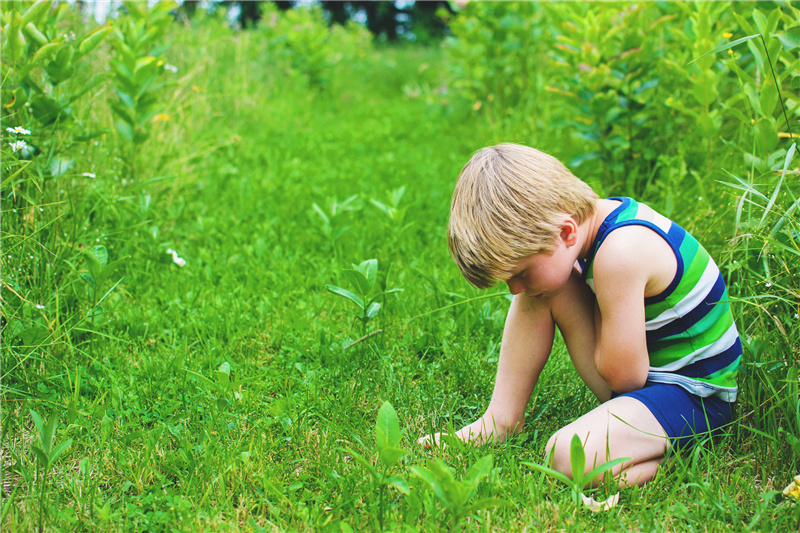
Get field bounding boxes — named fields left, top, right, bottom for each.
left=2, top=2, right=800, bottom=531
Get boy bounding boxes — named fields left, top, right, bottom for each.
left=420, top=143, right=740, bottom=486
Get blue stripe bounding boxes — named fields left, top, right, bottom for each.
left=674, top=337, right=742, bottom=379
left=647, top=274, right=727, bottom=341
left=645, top=223, right=686, bottom=305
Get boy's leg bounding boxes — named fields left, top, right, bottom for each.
left=549, top=268, right=611, bottom=403
left=545, top=397, right=669, bottom=487
left=547, top=268, right=669, bottom=486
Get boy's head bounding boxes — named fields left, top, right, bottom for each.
left=448, top=143, right=598, bottom=288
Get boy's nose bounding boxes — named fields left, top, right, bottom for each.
left=506, top=279, right=524, bottom=295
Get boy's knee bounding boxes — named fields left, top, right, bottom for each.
left=545, top=430, right=574, bottom=479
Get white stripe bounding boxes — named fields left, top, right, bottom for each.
left=645, top=259, right=720, bottom=331
left=636, top=203, right=673, bottom=234
left=649, top=323, right=740, bottom=372
left=647, top=372, right=738, bottom=402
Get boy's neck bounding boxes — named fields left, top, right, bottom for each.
left=577, top=198, right=621, bottom=260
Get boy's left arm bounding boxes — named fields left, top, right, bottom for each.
left=591, top=228, right=669, bottom=393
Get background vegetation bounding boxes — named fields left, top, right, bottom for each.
left=2, top=1, right=799, bottom=531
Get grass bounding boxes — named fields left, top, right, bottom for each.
left=3, top=7, right=800, bottom=532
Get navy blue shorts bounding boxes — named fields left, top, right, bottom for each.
left=614, top=382, right=734, bottom=450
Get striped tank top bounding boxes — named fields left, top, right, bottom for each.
left=582, top=197, right=740, bottom=402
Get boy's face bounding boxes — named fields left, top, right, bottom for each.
left=504, top=238, right=576, bottom=300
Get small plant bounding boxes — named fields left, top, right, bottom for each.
left=309, top=194, right=361, bottom=255
left=341, top=401, right=410, bottom=530
left=524, top=433, right=629, bottom=506
left=186, top=362, right=258, bottom=433
left=108, top=0, right=177, bottom=181
left=29, top=409, right=73, bottom=533
left=410, top=454, right=505, bottom=531
left=326, top=258, right=403, bottom=336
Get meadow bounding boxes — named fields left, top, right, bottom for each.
left=2, top=1, right=800, bottom=531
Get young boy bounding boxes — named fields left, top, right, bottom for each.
left=420, top=143, right=740, bottom=486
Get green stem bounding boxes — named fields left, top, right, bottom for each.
left=760, top=35, right=794, bottom=141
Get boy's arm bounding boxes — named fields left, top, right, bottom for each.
left=591, top=227, right=675, bottom=393
left=419, top=293, right=555, bottom=446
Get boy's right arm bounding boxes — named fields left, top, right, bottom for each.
left=419, top=294, right=555, bottom=446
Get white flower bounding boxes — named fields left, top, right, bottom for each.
left=9, top=140, right=27, bottom=152
left=82, top=172, right=96, bottom=178
left=36, top=304, right=45, bottom=309
left=166, top=248, right=187, bottom=267
left=765, top=282, right=773, bottom=288
left=6, top=126, right=31, bottom=135
left=581, top=492, right=620, bottom=513
left=164, top=64, right=178, bottom=73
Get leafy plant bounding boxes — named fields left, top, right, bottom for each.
left=524, top=433, right=630, bottom=504
left=326, top=258, right=403, bottom=336
left=341, top=401, right=410, bottom=530
left=29, top=409, right=73, bottom=533
left=410, top=454, right=505, bottom=531
left=108, top=0, right=177, bottom=181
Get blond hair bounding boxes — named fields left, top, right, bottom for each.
left=448, top=143, right=597, bottom=288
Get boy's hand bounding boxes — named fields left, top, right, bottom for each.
left=417, top=418, right=516, bottom=448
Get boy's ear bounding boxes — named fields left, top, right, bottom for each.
left=561, top=218, right=579, bottom=246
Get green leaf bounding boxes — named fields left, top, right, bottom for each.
left=583, top=457, right=631, bottom=486
left=80, top=272, right=97, bottom=288
left=570, top=434, right=585, bottom=487
left=31, top=39, right=63, bottom=64
left=89, top=245, right=109, bottom=269
left=378, top=446, right=407, bottom=469
left=775, top=27, right=800, bottom=50
left=5, top=11, right=27, bottom=62
left=343, top=268, right=371, bottom=298
left=464, top=454, right=493, bottom=487
left=115, top=120, right=134, bottom=141
left=22, top=22, right=47, bottom=46
left=375, top=401, right=400, bottom=449
left=31, top=445, right=49, bottom=468
left=50, top=157, right=73, bottom=178
left=48, top=439, right=73, bottom=465
left=688, top=33, right=761, bottom=65
left=384, top=475, right=410, bottom=494
left=325, top=284, right=364, bottom=309
left=760, top=142, right=797, bottom=229
left=365, top=302, right=381, bottom=320
left=43, top=410, right=59, bottom=454
left=78, top=25, right=110, bottom=57
left=185, top=368, right=220, bottom=390
left=215, top=362, right=231, bottom=387
left=522, top=461, right=574, bottom=488
left=22, top=0, right=52, bottom=26
left=30, top=409, right=45, bottom=444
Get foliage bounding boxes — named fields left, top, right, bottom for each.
left=326, top=258, right=403, bottom=335
left=524, top=433, right=629, bottom=504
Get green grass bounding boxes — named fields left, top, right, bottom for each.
left=3, top=7, right=800, bottom=532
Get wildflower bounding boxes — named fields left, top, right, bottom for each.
left=164, top=64, right=178, bottom=73
left=9, top=140, right=27, bottom=152
left=581, top=493, right=620, bottom=512
left=36, top=304, right=45, bottom=310
left=152, top=113, right=171, bottom=122
left=166, top=248, right=187, bottom=267
left=82, top=172, right=96, bottom=178
left=723, top=32, right=733, bottom=39
left=784, top=475, right=800, bottom=500
left=765, top=282, right=773, bottom=288
left=6, top=126, right=31, bottom=135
